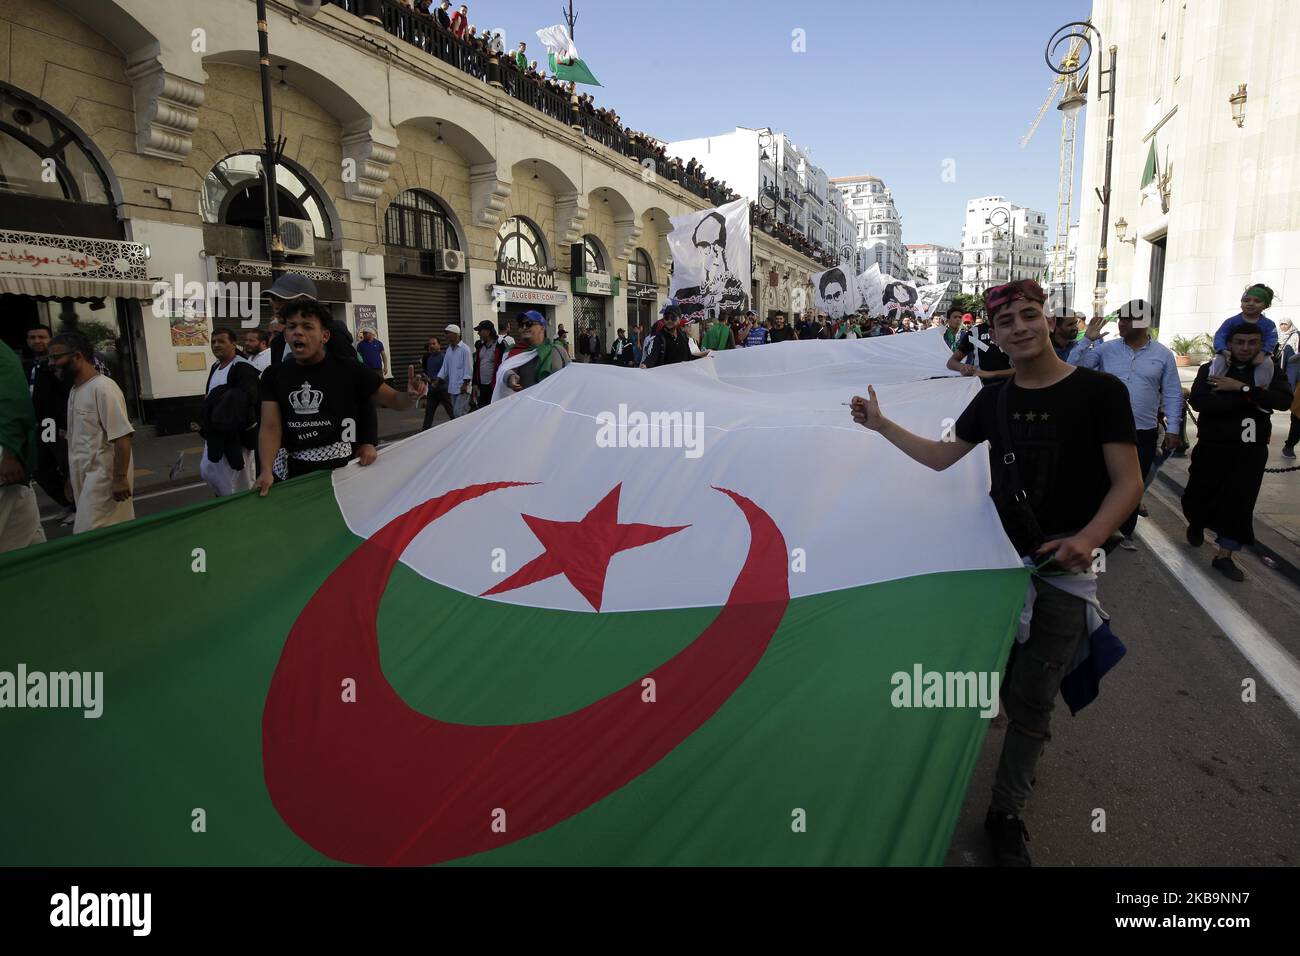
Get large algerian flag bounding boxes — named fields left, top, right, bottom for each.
left=0, top=329, right=1025, bottom=866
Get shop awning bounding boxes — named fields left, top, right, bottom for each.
left=0, top=229, right=155, bottom=301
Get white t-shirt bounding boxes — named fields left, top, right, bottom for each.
left=207, top=356, right=250, bottom=393
left=248, top=349, right=271, bottom=373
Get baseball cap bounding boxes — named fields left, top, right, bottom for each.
left=264, top=273, right=318, bottom=301
left=474, top=320, right=496, bottom=333
left=445, top=323, right=461, bottom=335
left=519, top=310, right=547, bottom=328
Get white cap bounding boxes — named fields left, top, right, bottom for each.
left=445, top=324, right=461, bottom=335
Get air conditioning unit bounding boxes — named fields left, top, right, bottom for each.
left=268, top=216, right=315, bottom=258
left=436, top=248, right=467, bottom=273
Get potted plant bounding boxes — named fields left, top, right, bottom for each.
left=1170, top=334, right=1200, bottom=367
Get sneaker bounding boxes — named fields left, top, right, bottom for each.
left=1186, top=525, right=1204, bottom=547
left=1212, top=556, right=1245, bottom=582
left=1119, top=536, right=1138, bottom=551
left=1283, top=445, right=1297, bottom=460
left=984, top=808, right=1032, bottom=867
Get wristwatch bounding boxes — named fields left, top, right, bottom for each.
left=1241, top=385, right=1252, bottom=395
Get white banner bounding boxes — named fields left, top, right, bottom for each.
left=811, top=264, right=859, bottom=320
left=667, top=198, right=751, bottom=323
left=856, top=266, right=922, bottom=319
left=916, top=282, right=953, bottom=323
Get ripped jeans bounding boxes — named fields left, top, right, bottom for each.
left=991, top=579, right=1090, bottom=817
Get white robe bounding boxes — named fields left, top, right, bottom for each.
left=67, top=374, right=135, bottom=534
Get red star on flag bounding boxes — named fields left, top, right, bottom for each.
left=481, top=484, right=689, bottom=611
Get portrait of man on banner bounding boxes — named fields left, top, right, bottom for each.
left=668, top=198, right=751, bottom=322
left=813, top=265, right=859, bottom=320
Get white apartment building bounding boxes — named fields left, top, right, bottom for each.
left=832, top=175, right=908, bottom=278
left=1072, top=0, right=1300, bottom=338
left=959, top=196, right=1049, bottom=296
left=666, top=127, right=857, bottom=258
left=904, top=244, right=961, bottom=313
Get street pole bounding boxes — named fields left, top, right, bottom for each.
left=256, top=0, right=284, bottom=281
left=1095, top=45, right=1118, bottom=318
left=1047, top=22, right=1116, bottom=318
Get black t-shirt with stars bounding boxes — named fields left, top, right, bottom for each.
left=955, top=367, right=1136, bottom=545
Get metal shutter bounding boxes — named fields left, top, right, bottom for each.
left=384, top=275, right=462, bottom=376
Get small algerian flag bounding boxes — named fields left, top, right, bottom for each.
left=1140, top=141, right=1161, bottom=204
left=1, top=331, right=1025, bottom=866
left=548, top=51, right=601, bottom=87
left=537, top=24, right=602, bottom=86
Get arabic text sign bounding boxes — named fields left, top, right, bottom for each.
left=0, top=243, right=108, bottom=276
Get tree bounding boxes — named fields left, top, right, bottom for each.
left=949, top=292, right=983, bottom=317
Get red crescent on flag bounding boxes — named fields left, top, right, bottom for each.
left=262, top=481, right=789, bottom=865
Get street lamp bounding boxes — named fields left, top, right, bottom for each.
left=1228, top=84, right=1248, bottom=128
left=987, top=205, right=1016, bottom=282
left=757, top=128, right=774, bottom=164
left=1046, top=20, right=1117, bottom=319
left=256, top=0, right=322, bottom=282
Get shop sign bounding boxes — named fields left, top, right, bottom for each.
left=495, top=258, right=556, bottom=291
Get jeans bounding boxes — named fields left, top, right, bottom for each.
left=1121, top=427, right=1158, bottom=537
left=991, top=580, right=1089, bottom=818
left=451, top=392, right=470, bottom=418
left=422, top=384, right=454, bottom=430
left=1216, top=536, right=1242, bottom=552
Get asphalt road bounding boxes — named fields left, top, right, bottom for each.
left=40, top=475, right=1300, bottom=867
left=947, top=482, right=1300, bottom=866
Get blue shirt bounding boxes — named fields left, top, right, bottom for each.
left=1213, top=313, right=1276, bottom=353
left=744, top=327, right=769, bottom=347
left=422, top=351, right=444, bottom=381
left=1068, top=336, right=1182, bottom=432
left=358, top=338, right=385, bottom=370
left=435, top=340, right=473, bottom=390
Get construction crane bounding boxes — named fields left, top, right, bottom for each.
left=1021, top=35, right=1084, bottom=303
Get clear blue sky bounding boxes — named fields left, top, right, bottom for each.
left=474, top=0, right=1087, bottom=248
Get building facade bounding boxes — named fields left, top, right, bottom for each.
left=0, top=0, right=826, bottom=432
left=666, top=127, right=856, bottom=264
left=832, top=175, right=908, bottom=279
left=904, top=244, right=961, bottom=313
left=1073, top=0, right=1300, bottom=338
left=959, top=196, right=1048, bottom=296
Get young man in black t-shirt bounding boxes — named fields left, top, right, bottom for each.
left=948, top=314, right=1014, bottom=386
left=256, top=300, right=426, bottom=494
left=850, top=279, right=1142, bottom=867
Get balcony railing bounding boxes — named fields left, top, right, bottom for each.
left=323, top=0, right=821, bottom=264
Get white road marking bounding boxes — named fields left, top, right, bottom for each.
left=1136, top=518, right=1300, bottom=720
left=39, top=481, right=208, bottom=522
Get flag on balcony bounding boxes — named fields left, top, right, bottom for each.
left=0, top=331, right=1024, bottom=866
left=667, top=198, right=751, bottom=322
left=537, top=24, right=602, bottom=86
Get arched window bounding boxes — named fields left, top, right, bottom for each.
left=0, top=85, right=111, bottom=204
left=384, top=189, right=460, bottom=251
left=582, top=235, right=605, bottom=273
left=496, top=216, right=546, bottom=266
left=200, top=152, right=332, bottom=239
left=627, top=248, right=654, bottom=285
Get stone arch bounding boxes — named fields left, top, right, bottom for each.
left=588, top=185, right=641, bottom=262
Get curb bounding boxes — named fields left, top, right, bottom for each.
left=1154, top=469, right=1300, bottom=590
